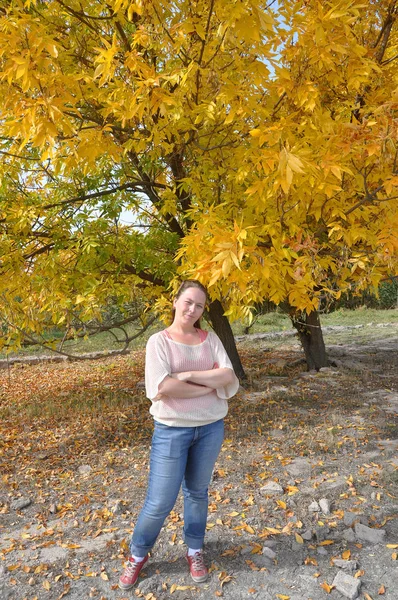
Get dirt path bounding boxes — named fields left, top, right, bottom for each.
left=0, top=331, right=397, bottom=600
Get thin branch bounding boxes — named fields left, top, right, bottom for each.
left=0, top=149, right=39, bottom=161
left=41, top=181, right=165, bottom=210
left=381, top=52, right=398, bottom=65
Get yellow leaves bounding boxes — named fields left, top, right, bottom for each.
left=219, top=571, right=234, bottom=588
left=342, top=549, right=351, bottom=560
left=93, top=35, right=119, bottom=86
left=169, top=583, right=196, bottom=594
left=320, top=582, right=335, bottom=593
left=318, top=540, right=334, bottom=546
left=127, top=2, right=143, bottom=20
left=295, top=533, right=304, bottom=544
left=276, top=595, right=290, bottom=600
left=277, top=149, right=305, bottom=193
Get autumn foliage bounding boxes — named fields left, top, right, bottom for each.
left=0, top=0, right=397, bottom=350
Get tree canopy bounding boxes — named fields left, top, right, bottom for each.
left=0, top=0, right=397, bottom=354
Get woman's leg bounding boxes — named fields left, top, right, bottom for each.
left=182, top=419, right=224, bottom=550
left=130, top=422, right=194, bottom=557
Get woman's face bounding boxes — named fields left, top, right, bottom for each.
left=173, top=287, right=206, bottom=326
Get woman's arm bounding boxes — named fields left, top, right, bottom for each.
left=171, top=368, right=235, bottom=389
left=157, top=376, right=212, bottom=399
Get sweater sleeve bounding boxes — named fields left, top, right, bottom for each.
left=145, top=333, right=170, bottom=400
left=208, top=332, right=240, bottom=400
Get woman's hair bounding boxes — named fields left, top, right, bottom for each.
left=171, top=279, right=208, bottom=329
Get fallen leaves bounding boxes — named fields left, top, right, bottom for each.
left=169, top=584, right=196, bottom=593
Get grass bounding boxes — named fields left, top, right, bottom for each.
left=0, top=320, right=161, bottom=359
left=238, top=306, right=398, bottom=335
left=1, top=308, right=397, bottom=358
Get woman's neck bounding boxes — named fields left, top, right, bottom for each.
left=166, top=322, right=202, bottom=344
left=168, top=322, right=197, bottom=335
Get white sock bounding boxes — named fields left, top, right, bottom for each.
left=131, top=554, right=145, bottom=562
left=187, top=547, right=202, bottom=557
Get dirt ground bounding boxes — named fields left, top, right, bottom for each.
left=0, top=326, right=397, bottom=600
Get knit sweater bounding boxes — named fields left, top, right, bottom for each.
left=145, top=329, right=239, bottom=427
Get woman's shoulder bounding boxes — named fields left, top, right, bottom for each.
left=146, top=330, right=168, bottom=346
left=206, top=330, right=220, bottom=342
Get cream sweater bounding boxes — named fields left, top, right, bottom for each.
left=145, top=330, right=239, bottom=427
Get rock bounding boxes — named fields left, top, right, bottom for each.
left=343, top=512, right=360, bottom=527
left=314, top=525, right=330, bottom=542
left=78, top=465, right=92, bottom=476
left=251, top=554, right=274, bottom=569
left=262, top=547, right=276, bottom=560
left=342, top=529, right=356, bottom=542
left=49, top=503, right=58, bottom=514
left=319, top=498, right=331, bottom=515
left=333, top=559, right=358, bottom=573
left=301, top=529, right=313, bottom=541
left=317, top=476, right=347, bottom=497
left=11, top=497, right=32, bottom=511
left=291, top=541, right=305, bottom=552
left=260, top=481, right=284, bottom=495
left=262, top=540, right=278, bottom=548
left=110, top=500, right=125, bottom=514
left=332, top=571, right=361, bottom=599
left=309, top=501, right=320, bottom=512
left=354, top=523, right=386, bottom=544
left=319, top=367, right=340, bottom=375
left=317, top=547, right=328, bottom=556
left=286, top=458, right=312, bottom=477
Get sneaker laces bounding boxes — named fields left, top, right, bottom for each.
left=124, top=559, right=141, bottom=576
left=190, top=551, right=206, bottom=570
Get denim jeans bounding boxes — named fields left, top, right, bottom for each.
left=130, top=419, right=224, bottom=557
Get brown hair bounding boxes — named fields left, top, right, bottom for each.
left=171, top=280, right=208, bottom=329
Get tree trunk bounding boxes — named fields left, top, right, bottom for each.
left=207, top=299, right=246, bottom=380
left=291, top=310, right=328, bottom=371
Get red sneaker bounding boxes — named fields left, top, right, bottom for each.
left=118, top=555, right=148, bottom=590
left=186, top=550, right=208, bottom=582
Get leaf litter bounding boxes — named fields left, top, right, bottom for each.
left=0, top=334, right=398, bottom=599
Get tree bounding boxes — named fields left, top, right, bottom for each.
left=178, top=0, right=398, bottom=369
left=0, top=0, right=274, bottom=378
left=0, top=0, right=397, bottom=373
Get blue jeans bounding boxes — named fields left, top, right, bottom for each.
left=130, top=419, right=224, bottom=557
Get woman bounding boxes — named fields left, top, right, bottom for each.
left=119, top=280, right=239, bottom=590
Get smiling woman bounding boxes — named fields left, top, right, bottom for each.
left=119, top=279, right=239, bottom=590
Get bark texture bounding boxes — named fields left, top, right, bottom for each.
left=207, top=299, right=246, bottom=380
left=292, top=310, right=329, bottom=371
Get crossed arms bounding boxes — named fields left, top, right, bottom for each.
left=156, top=368, right=235, bottom=400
